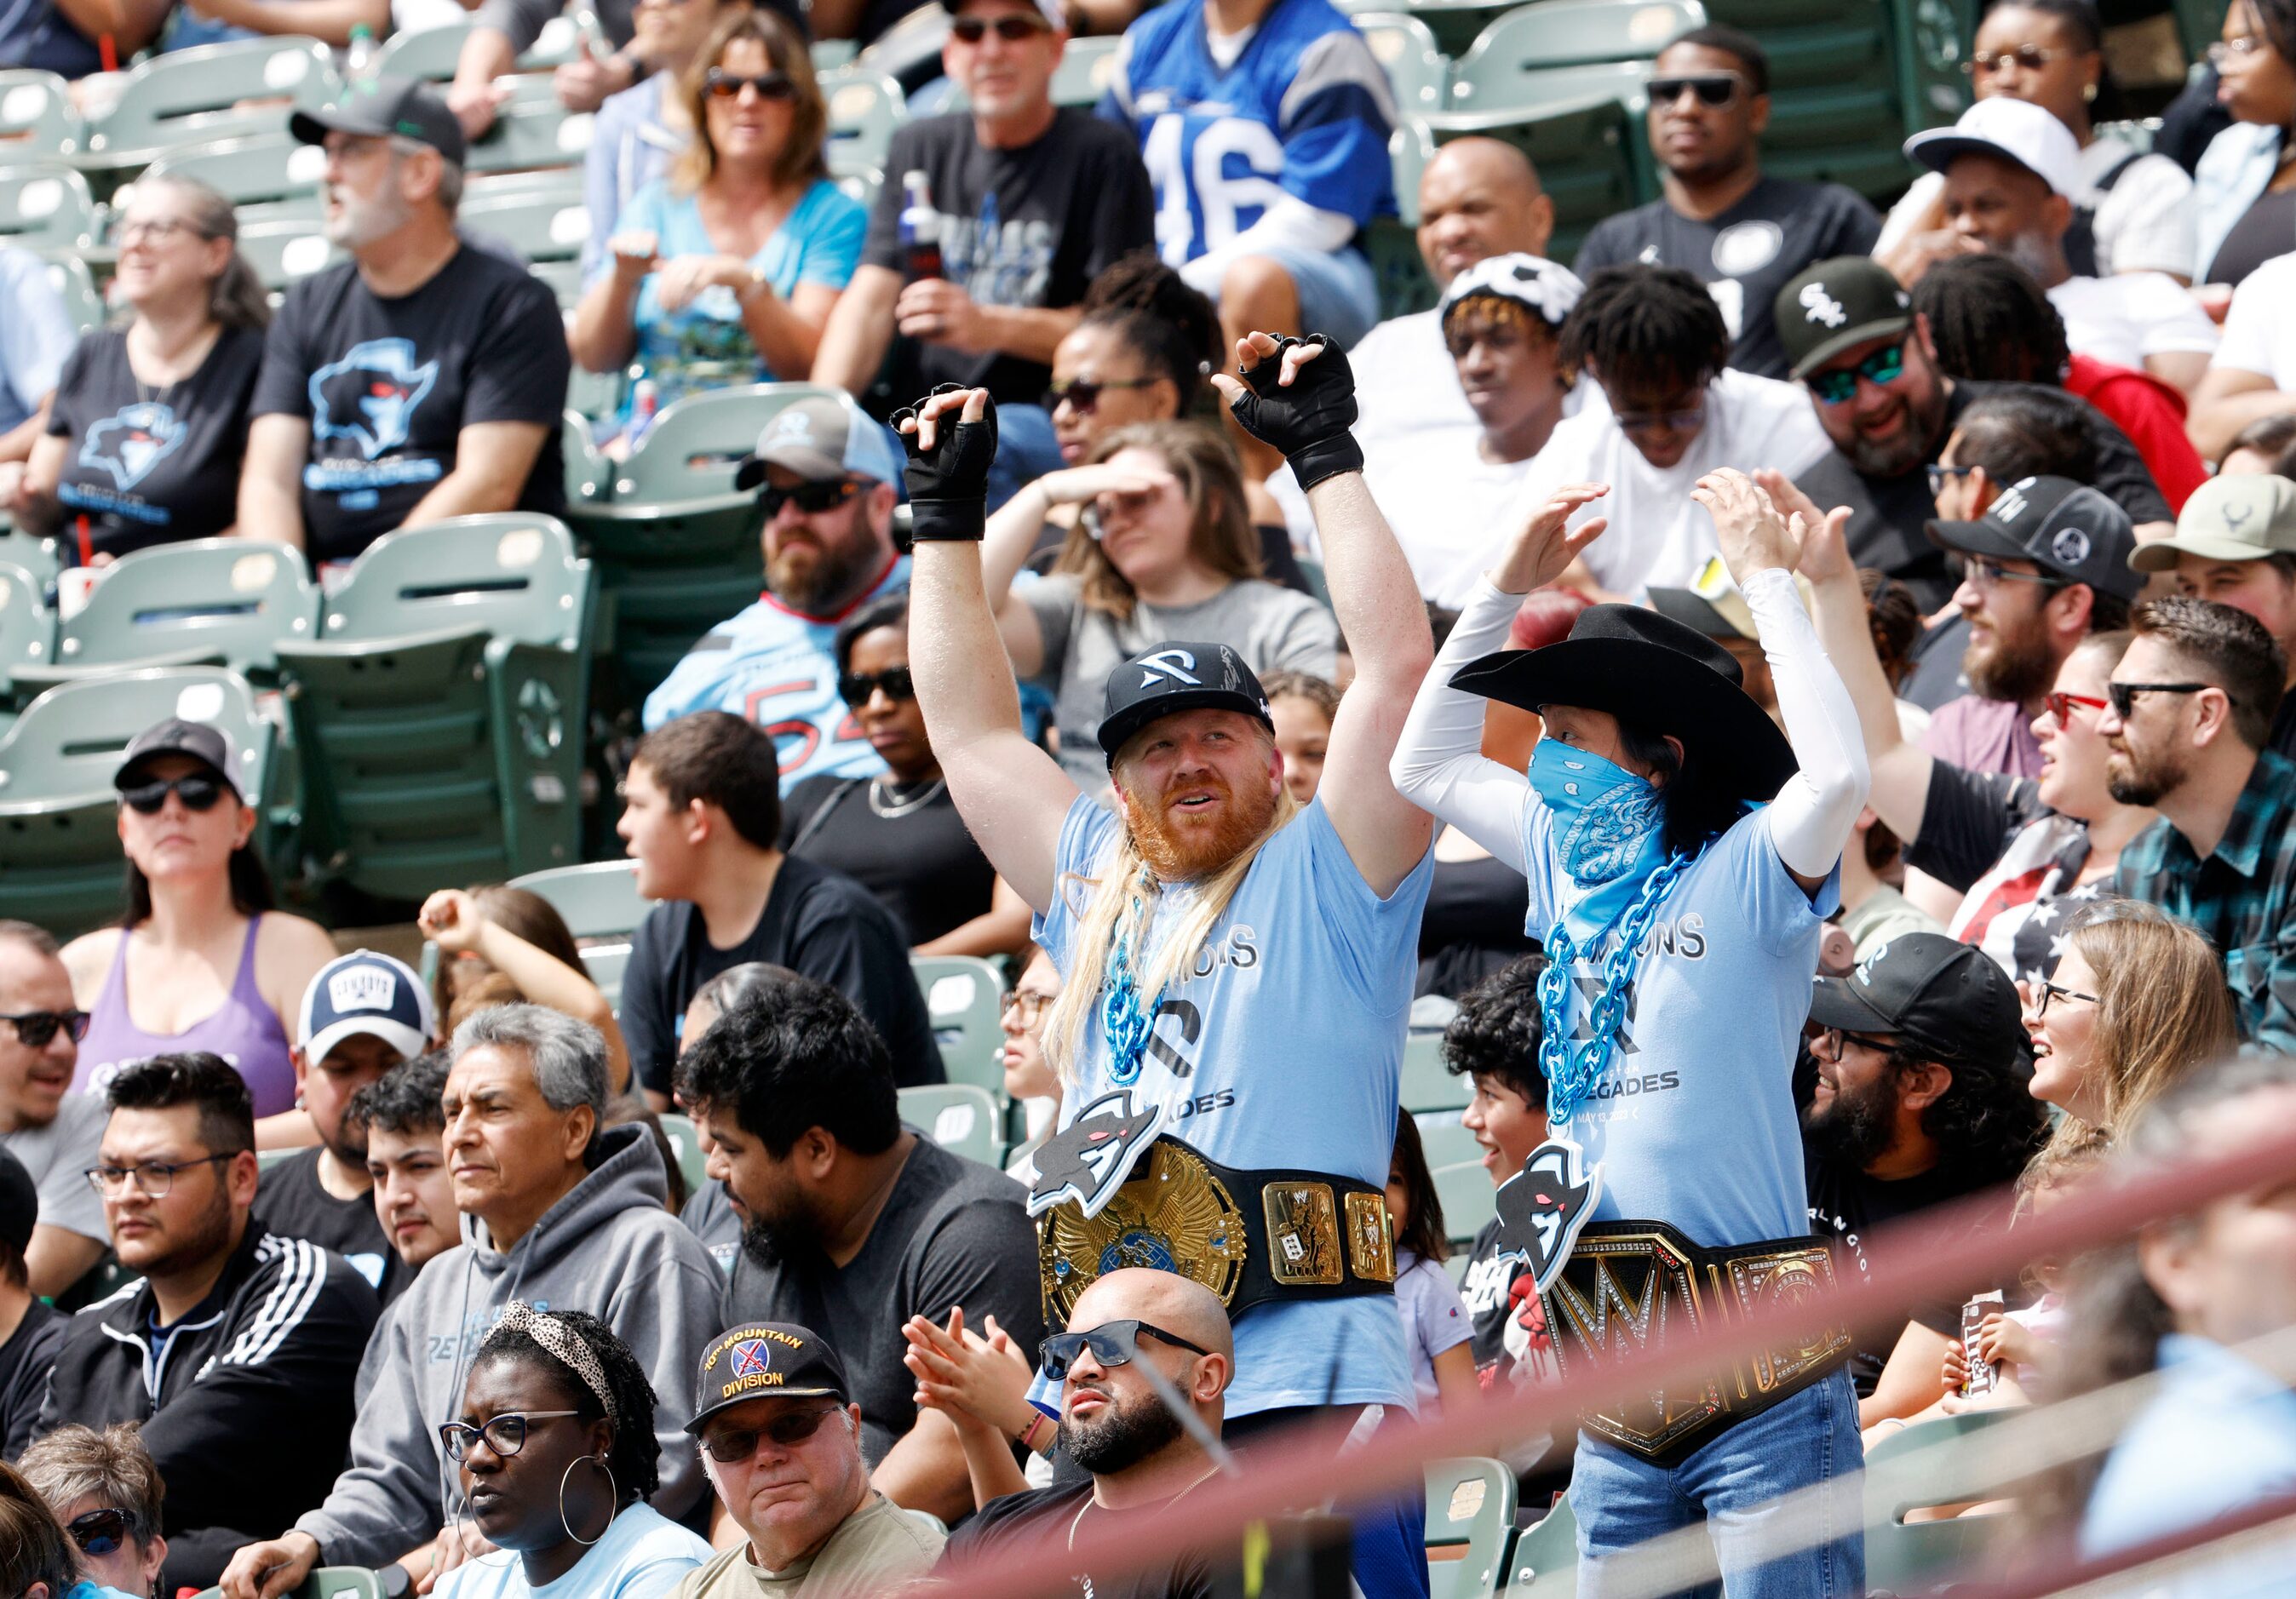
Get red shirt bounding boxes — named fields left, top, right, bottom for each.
left=2066, top=353, right=2207, bottom=513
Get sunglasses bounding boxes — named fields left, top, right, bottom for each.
left=3, top=1007, right=91, bottom=1047
left=1647, top=72, right=1741, bottom=106
left=1808, top=342, right=1907, bottom=405
left=700, top=1404, right=845, bottom=1462
left=67, top=1508, right=132, bottom=1557
left=1964, top=43, right=2070, bottom=75
left=439, top=1409, right=583, bottom=1462
left=1039, top=1318, right=1211, bottom=1381
left=951, top=14, right=1050, bottom=41
left=2034, top=978, right=2100, bottom=1017
left=839, top=666, right=916, bottom=706
left=704, top=67, right=795, bottom=100
left=119, top=773, right=226, bottom=814
left=2106, top=681, right=2213, bottom=719
left=1046, top=375, right=1157, bottom=412
left=759, top=477, right=861, bottom=518
left=2044, top=690, right=2109, bottom=726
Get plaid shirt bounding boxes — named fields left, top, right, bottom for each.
left=2115, top=747, right=2296, bottom=1052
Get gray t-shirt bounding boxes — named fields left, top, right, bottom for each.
left=1021, top=575, right=1340, bottom=788
left=1, top=1092, right=106, bottom=1243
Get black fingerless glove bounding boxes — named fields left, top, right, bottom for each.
left=894, top=384, right=999, bottom=543
left=1224, top=333, right=1364, bottom=491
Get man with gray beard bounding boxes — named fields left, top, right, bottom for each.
left=238, top=77, right=567, bottom=570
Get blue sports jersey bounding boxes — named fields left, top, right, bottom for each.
left=640, top=556, right=908, bottom=789
left=1030, top=794, right=1434, bottom=1418
left=1099, top=0, right=1397, bottom=265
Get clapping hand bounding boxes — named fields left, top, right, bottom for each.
left=903, top=1306, right=1036, bottom=1440
left=1691, top=468, right=1800, bottom=584
left=1753, top=468, right=1855, bottom=586
left=1490, top=483, right=1609, bottom=596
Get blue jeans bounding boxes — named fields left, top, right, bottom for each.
left=1574, top=1369, right=1863, bottom=1599
left=1243, top=243, right=1381, bottom=350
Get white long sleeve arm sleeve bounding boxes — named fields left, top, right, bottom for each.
left=1388, top=576, right=1534, bottom=871
left=1744, top=566, right=1870, bottom=879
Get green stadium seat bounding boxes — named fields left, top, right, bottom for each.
left=1699, top=0, right=1908, bottom=199
left=0, top=667, right=273, bottom=937
left=655, top=1110, right=709, bottom=1195
left=78, top=38, right=343, bottom=169
left=581, top=943, right=630, bottom=1005
left=1402, top=1029, right=1467, bottom=1113
left=275, top=514, right=594, bottom=902
left=1467, top=0, right=1704, bottom=67
left=819, top=66, right=907, bottom=174
left=1416, top=1114, right=1480, bottom=1173
left=852, top=3, right=948, bottom=87
left=188, top=1567, right=388, bottom=1599
left=811, top=39, right=859, bottom=74
left=376, top=14, right=594, bottom=82
left=1425, top=61, right=1651, bottom=259
left=0, top=163, right=95, bottom=250
left=461, top=183, right=591, bottom=263
left=466, top=101, right=594, bottom=175
left=0, top=560, right=55, bottom=716
left=508, top=859, right=649, bottom=939
left=1499, top=1495, right=1577, bottom=1596
left=2174, top=0, right=2230, bottom=73
left=911, top=954, right=1007, bottom=1096
left=9, top=538, right=319, bottom=700
left=1426, top=1458, right=1518, bottom=1599
left=1053, top=34, right=1123, bottom=106
left=563, top=408, right=613, bottom=500
left=0, top=70, right=87, bottom=158
left=141, top=133, right=327, bottom=222
left=831, top=161, right=883, bottom=212
left=1887, top=0, right=1977, bottom=132
left=1863, top=1409, right=2018, bottom=1595
left=38, top=252, right=103, bottom=335
left=0, top=531, right=60, bottom=591
left=1431, top=1159, right=1494, bottom=1246
left=1372, top=117, right=1438, bottom=319
left=900, top=1082, right=1003, bottom=1166
left=237, top=215, right=342, bottom=291
left=1356, top=12, right=1450, bottom=115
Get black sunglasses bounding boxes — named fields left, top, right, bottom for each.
left=1040, top=1318, right=1212, bottom=1381
left=3, top=1007, right=90, bottom=1047
left=700, top=1404, right=845, bottom=1462
left=2106, top=681, right=2213, bottom=719
left=1648, top=72, right=1741, bottom=106
left=759, top=477, right=861, bottom=519
left=1046, top=375, right=1157, bottom=412
left=67, top=1508, right=132, bottom=1557
left=439, top=1409, right=583, bottom=1463
left=119, top=773, right=226, bottom=814
left=951, top=14, right=1050, bottom=41
left=704, top=67, right=795, bottom=100
left=840, top=666, right=916, bottom=706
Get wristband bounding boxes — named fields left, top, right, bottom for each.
left=1016, top=1410, right=1051, bottom=1451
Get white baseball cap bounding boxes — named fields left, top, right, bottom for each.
left=1438, top=254, right=1587, bottom=330
left=1903, top=96, right=2081, bottom=199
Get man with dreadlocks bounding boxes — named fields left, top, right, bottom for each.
left=1392, top=468, right=1871, bottom=1595
left=901, top=334, right=1438, bottom=1594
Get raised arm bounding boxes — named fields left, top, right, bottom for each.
left=1210, top=334, right=1432, bottom=896
left=903, top=387, right=1082, bottom=914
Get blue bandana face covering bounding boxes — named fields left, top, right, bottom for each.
left=1527, top=739, right=1670, bottom=944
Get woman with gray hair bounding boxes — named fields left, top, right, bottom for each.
left=16, top=1425, right=168, bottom=1599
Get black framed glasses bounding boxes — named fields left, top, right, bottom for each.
left=2, top=1007, right=90, bottom=1047
left=1808, top=342, right=1906, bottom=406
left=699, top=1404, right=846, bottom=1462
left=84, top=1154, right=233, bottom=1197
left=1808, top=1023, right=1899, bottom=1059
left=1040, top=1318, right=1211, bottom=1381
left=951, top=14, right=1050, bottom=41
left=439, top=1410, right=584, bottom=1462
left=839, top=666, right=916, bottom=706
left=1926, top=463, right=1977, bottom=496
left=1046, top=375, right=1157, bottom=412
left=1955, top=553, right=2066, bottom=592
left=704, top=68, right=795, bottom=100
left=759, top=476, right=861, bottom=519
left=2106, top=681, right=2213, bottom=719
left=66, top=1508, right=132, bottom=1556
left=2035, top=979, right=2100, bottom=1017
left=1964, top=43, right=2070, bottom=75
left=1647, top=72, right=1741, bottom=106
left=119, top=774, right=225, bottom=814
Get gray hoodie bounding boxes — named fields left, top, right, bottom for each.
left=296, top=1125, right=722, bottom=1567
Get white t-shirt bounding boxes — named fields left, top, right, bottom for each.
left=1516, top=368, right=1831, bottom=597
left=0, top=1092, right=107, bottom=1244
left=2046, top=272, right=2219, bottom=371
left=1875, top=136, right=2198, bottom=280
left=1279, top=426, right=1544, bottom=606
left=1349, top=308, right=1478, bottom=458
left=2211, top=251, right=2296, bottom=383
left=1393, top=1247, right=1472, bottom=1412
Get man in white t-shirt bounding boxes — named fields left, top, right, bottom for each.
left=1894, top=98, right=2216, bottom=395
left=1528, top=262, right=1829, bottom=599
left=0, top=921, right=105, bottom=1300
left=2190, top=252, right=2296, bottom=461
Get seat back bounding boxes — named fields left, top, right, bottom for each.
left=1702, top=0, right=1909, bottom=199
left=898, top=1083, right=1002, bottom=1167
left=819, top=67, right=907, bottom=172
left=1355, top=13, right=1450, bottom=114
left=1372, top=119, right=1438, bottom=318
left=1052, top=34, right=1122, bottom=106
left=0, top=163, right=95, bottom=250
left=612, top=382, right=851, bottom=505
left=377, top=15, right=593, bottom=82
left=911, top=954, right=1007, bottom=1096
left=1415, top=1114, right=1480, bottom=1173
left=0, top=560, right=55, bottom=692
left=506, top=860, right=649, bottom=940
left=82, top=39, right=342, bottom=164
left=142, top=134, right=328, bottom=219
left=1427, top=62, right=1652, bottom=257
left=655, top=1111, right=709, bottom=1195
left=1402, top=1029, right=1467, bottom=1113
left=0, top=531, right=59, bottom=591
left=47, top=539, right=319, bottom=678
left=466, top=101, right=594, bottom=174
left=459, top=184, right=591, bottom=263
left=1500, top=1496, right=1577, bottom=1596
left=1426, top=1459, right=1518, bottom=1599
left=1453, top=0, right=1702, bottom=72
left=0, top=70, right=86, bottom=158
left=1431, top=1160, right=1495, bottom=1247
left=187, top=1567, right=387, bottom=1599
left=40, top=252, right=103, bottom=334
left=1863, top=1409, right=2019, bottom=1593
left=237, top=215, right=342, bottom=290
left=321, top=515, right=589, bottom=650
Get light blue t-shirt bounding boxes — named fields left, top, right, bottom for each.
left=1030, top=793, right=1435, bottom=1418
left=431, top=1503, right=710, bottom=1599
left=1520, top=805, right=1834, bottom=1250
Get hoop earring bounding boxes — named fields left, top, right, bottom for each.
left=559, top=1453, right=617, bottom=1547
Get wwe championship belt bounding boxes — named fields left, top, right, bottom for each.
left=1537, top=1220, right=1852, bottom=1468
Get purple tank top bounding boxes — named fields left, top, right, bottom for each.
left=74, top=915, right=298, bottom=1117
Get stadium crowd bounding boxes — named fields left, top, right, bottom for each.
left=8, top=0, right=2296, bottom=1593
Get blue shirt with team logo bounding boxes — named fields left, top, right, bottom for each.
left=1030, top=792, right=1434, bottom=1418
left=251, top=246, right=569, bottom=565
left=1099, top=0, right=1397, bottom=265
left=1519, top=804, right=1836, bottom=1250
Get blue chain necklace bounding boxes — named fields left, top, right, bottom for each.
left=1100, top=867, right=1167, bottom=1086
left=1536, top=848, right=1697, bottom=1127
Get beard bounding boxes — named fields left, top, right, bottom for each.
left=1840, top=375, right=1947, bottom=479
left=1125, top=772, right=1277, bottom=884
left=1802, top=1069, right=1900, bottom=1170
left=767, top=522, right=879, bottom=615
left=1059, top=1385, right=1185, bottom=1474
left=121, top=1186, right=234, bottom=1276
left=735, top=1178, right=829, bottom=1271
left=2107, top=738, right=2184, bottom=807
left=1963, top=610, right=2057, bottom=704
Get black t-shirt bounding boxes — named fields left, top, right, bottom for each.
left=46, top=324, right=265, bottom=559
left=1416, top=851, right=1536, bottom=1000
left=723, top=1134, right=1042, bottom=1465
left=0, top=0, right=100, bottom=74
left=858, top=110, right=1156, bottom=408
left=680, top=1178, right=743, bottom=1275
left=1795, top=378, right=2170, bottom=611
left=937, top=1482, right=1218, bottom=1598
left=250, top=246, right=568, bottom=565
left=620, top=855, right=944, bottom=1095
left=2205, top=186, right=2296, bottom=287
left=780, top=774, right=996, bottom=947
left=249, top=1147, right=412, bottom=1306
left=1574, top=178, right=1882, bottom=380
left=1902, top=762, right=2050, bottom=893
left=0, top=1298, right=66, bottom=1458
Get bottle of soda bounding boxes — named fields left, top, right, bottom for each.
left=898, top=170, right=942, bottom=282
left=628, top=380, right=661, bottom=448
left=345, top=22, right=376, bottom=78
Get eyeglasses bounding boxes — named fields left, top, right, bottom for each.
left=1809, top=1023, right=1899, bottom=1059
left=1808, top=342, right=1907, bottom=405
left=1926, top=463, right=1977, bottom=496
left=116, top=216, right=203, bottom=245
left=758, top=477, right=860, bottom=519
left=1046, top=375, right=1157, bottom=412
left=2034, top=978, right=2100, bottom=1017
left=66, top=1508, right=132, bottom=1557
left=1647, top=73, right=1741, bottom=107
left=2, top=1007, right=90, bottom=1047
left=119, top=773, right=226, bottom=814
left=2044, top=690, right=2109, bottom=726
left=1002, top=989, right=1053, bottom=1023
left=839, top=666, right=916, bottom=706
left=704, top=68, right=795, bottom=100
left=2207, top=35, right=2270, bottom=66
left=1040, top=1318, right=1212, bottom=1381
left=1956, top=554, right=2066, bottom=591
left=1965, top=43, right=2072, bottom=75
left=951, top=14, right=1051, bottom=42
left=1615, top=404, right=1706, bottom=436
left=699, top=1404, right=846, bottom=1462
left=83, top=1153, right=233, bottom=1197
left=439, top=1410, right=584, bottom=1462
left=2106, top=681, right=2213, bottom=719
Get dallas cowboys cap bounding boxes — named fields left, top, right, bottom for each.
left=1096, top=640, right=1275, bottom=764
left=1903, top=95, right=2082, bottom=200
left=1774, top=257, right=1913, bottom=381
left=290, top=75, right=466, bottom=168
left=298, top=949, right=434, bottom=1064
left=2129, top=472, right=2296, bottom=572
left=1808, top=931, right=2024, bottom=1067
left=1926, top=474, right=2142, bottom=603
left=117, top=716, right=247, bottom=800
left=687, top=1321, right=850, bottom=1431
left=733, top=395, right=904, bottom=490
left=1438, top=253, right=1587, bottom=331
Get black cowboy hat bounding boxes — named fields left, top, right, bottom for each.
left=1449, top=604, right=1797, bottom=802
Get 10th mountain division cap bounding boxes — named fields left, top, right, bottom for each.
left=687, top=1321, right=851, bottom=1432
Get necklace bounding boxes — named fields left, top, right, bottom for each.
left=1067, top=1464, right=1222, bottom=1550
left=868, top=775, right=944, bottom=819
left=1099, top=866, right=1167, bottom=1086
left=1536, top=846, right=1699, bottom=1128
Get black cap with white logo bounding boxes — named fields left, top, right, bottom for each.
left=1808, top=931, right=2025, bottom=1066
left=1773, top=257, right=1914, bottom=381
left=1926, top=474, right=2142, bottom=603
left=1096, top=640, right=1273, bottom=764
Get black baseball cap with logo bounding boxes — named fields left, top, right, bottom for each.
left=1808, top=932, right=2025, bottom=1066
left=686, top=1321, right=851, bottom=1433
left=1096, top=640, right=1274, bottom=764
left=1773, top=257, right=1914, bottom=381
left=1926, top=474, right=2142, bottom=603
left=290, top=75, right=467, bottom=167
